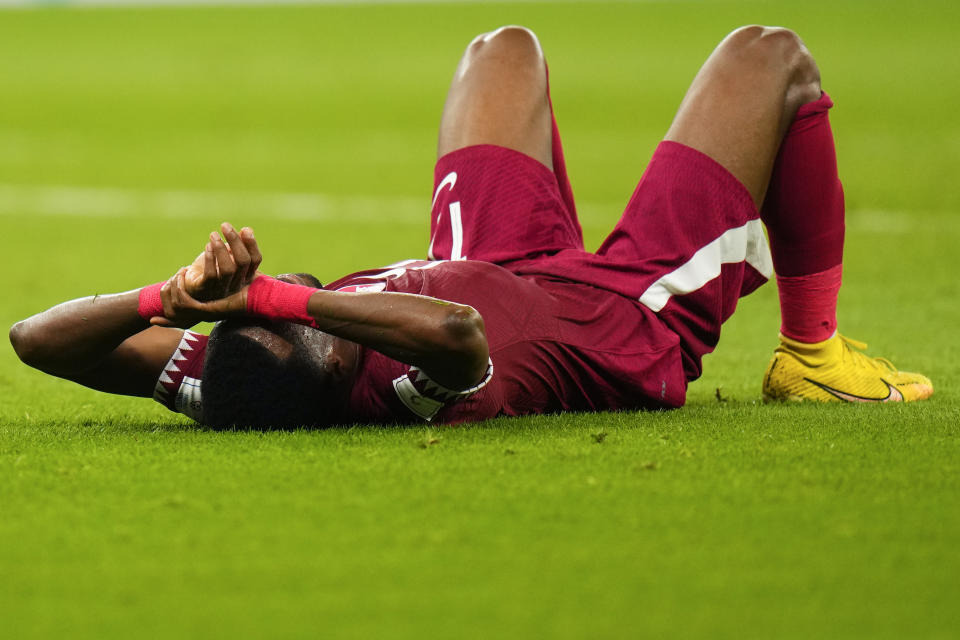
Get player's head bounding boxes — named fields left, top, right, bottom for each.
left=200, top=273, right=357, bottom=429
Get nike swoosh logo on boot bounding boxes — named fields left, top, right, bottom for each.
left=804, top=378, right=904, bottom=403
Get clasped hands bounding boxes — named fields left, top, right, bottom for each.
left=151, top=222, right=263, bottom=328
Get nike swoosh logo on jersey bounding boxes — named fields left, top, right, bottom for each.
left=432, top=171, right=457, bottom=207
left=804, top=378, right=904, bottom=403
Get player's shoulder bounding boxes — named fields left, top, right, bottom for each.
left=328, top=258, right=525, bottom=294
left=414, top=259, right=550, bottom=297
left=425, top=258, right=518, bottom=278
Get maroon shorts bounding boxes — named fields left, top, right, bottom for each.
left=428, top=139, right=772, bottom=382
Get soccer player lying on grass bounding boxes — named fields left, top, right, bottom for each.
left=10, top=25, right=933, bottom=428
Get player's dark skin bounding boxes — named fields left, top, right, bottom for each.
left=9, top=223, right=488, bottom=396
left=9, top=25, right=822, bottom=413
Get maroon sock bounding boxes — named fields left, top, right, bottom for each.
left=776, top=264, right=843, bottom=342
left=762, top=92, right=845, bottom=342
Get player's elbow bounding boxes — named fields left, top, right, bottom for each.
left=440, top=305, right=489, bottom=388
left=9, top=318, right=61, bottom=373
left=443, top=305, right=487, bottom=355
left=9, top=320, right=40, bottom=367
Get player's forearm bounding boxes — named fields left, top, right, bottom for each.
left=9, top=290, right=150, bottom=376
left=306, top=289, right=489, bottom=389
left=238, top=276, right=489, bottom=389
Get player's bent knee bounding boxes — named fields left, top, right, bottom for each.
left=719, top=25, right=820, bottom=98
left=465, top=25, right=544, bottom=71
left=722, top=26, right=811, bottom=71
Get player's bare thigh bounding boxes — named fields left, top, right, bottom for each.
left=664, top=26, right=822, bottom=208
left=437, top=25, right=553, bottom=169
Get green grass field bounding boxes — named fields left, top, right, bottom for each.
left=1, top=1, right=959, bottom=637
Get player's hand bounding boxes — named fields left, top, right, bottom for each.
left=183, top=223, right=262, bottom=301
left=150, top=267, right=250, bottom=328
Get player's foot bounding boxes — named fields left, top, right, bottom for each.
left=762, top=333, right=933, bottom=403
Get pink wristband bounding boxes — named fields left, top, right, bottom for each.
left=137, top=282, right=165, bottom=321
left=246, top=276, right=320, bottom=327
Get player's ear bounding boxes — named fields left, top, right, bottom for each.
left=326, top=339, right=357, bottom=382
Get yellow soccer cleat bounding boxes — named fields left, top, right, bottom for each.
left=762, top=333, right=934, bottom=403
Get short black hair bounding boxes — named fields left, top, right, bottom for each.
left=201, top=319, right=335, bottom=429
left=290, top=273, right=323, bottom=288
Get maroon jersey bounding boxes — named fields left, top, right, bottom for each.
left=152, top=101, right=769, bottom=425
left=327, top=259, right=687, bottom=424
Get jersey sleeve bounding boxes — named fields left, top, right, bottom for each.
left=152, top=330, right=208, bottom=422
